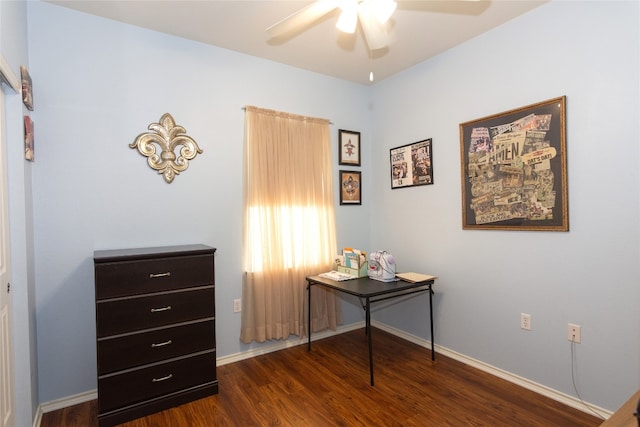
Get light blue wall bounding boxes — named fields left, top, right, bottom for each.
left=1, top=1, right=39, bottom=426
left=27, top=0, right=372, bottom=404
left=370, top=0, right=639, bottom=412
left=20, top=0, right=640, bottom=418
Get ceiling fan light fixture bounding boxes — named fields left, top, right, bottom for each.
left=357, top=3, right=388, bottom=50
left=336, top=1, right=358, bottom=34
left=370, top=0, right=397, bottom=25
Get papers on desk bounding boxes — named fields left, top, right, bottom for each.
left=319, top=270, right=356, bottom=281
left=395, top=272, right=437, bottom=283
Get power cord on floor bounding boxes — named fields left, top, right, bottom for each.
left=570, top=340, right=606, bottom=420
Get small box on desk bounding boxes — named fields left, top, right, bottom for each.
left=337, top=261, right=369, bottom=278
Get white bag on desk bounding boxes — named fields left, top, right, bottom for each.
left=368, top=251, right=396, bottom=282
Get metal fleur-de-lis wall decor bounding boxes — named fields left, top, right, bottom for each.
left=130, top=113, right=203, bottom=183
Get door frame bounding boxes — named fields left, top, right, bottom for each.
left=0, top=53, right=19, bottom=427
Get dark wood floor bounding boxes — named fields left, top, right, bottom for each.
left=41, top=328, right=603, bottom=426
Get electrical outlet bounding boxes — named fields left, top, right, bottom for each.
left=233, top=299, right=241, bottom=313
left=520, top=313, right=531, bottom=330
left=568, top=323, right=581, bottom=343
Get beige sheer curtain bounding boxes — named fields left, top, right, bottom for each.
left=240, top=105, right=341, bottom=344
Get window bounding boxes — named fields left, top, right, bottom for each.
left=240, top=106, right=341, bottom=343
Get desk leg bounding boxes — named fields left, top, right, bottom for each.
left=307, top=281, right=312, bottom=352
left=366, top=297, right=374, bottom=386
left=429, top=285, right=435, bottom=361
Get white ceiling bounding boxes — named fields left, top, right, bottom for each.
left=45, top=0, right=547, bottom=85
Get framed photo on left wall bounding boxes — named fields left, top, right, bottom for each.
left=339, top=170, right=361, bottom=205
left=20, top=66, right=33, bottom=111
left=24, top=116, right=34, bottom=161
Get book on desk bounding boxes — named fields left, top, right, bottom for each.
left=318, top=270, right=356, bottom=281
left=395, top=272, right=437, bottom=283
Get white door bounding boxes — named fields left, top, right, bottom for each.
left=0, top=80, right=15, bottom=427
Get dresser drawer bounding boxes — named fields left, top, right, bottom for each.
left=96, top=287, right=214, bottom=337
left=98, top=320, right=215, bottom=375
left=98, top=351, right=216, bottom=414
left=95, top=254, right=214, bottom=299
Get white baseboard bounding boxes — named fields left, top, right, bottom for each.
left=34, top=320, right=610, bottom=425
left=217, top=321, right=365, bottom=366
left=31, top=408, right=42, bottom=427
left=371, top=320, right=611, bottom=420
left=38, top=389, right=97, bottom=414
left=35, top=389, right=97, bottom=426
left=33, top=323, right=365, bottom=426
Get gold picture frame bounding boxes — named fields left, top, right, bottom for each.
left=459, top=96, right=568, bottom=231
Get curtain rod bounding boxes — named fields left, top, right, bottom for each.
left=243, top=105, right=333, bottom=125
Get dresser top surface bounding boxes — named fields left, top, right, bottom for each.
left=94, top=244, right=216, bottom=263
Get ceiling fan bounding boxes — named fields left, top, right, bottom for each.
left=266, top=0, right=399, bottom=51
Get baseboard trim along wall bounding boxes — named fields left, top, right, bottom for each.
left=33, top=322, right=366, bottom=426
left=35, top=389, right=97, bottom=427
left=217, top=321, right=366, bottom=366
left=371, top=321, right=611, bottom=420
left=34, top=320, right=610, bottom=426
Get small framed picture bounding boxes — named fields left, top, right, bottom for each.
left=339, top=170, right=361, bottom=205
left=390, top=138, right=433, bottom=189
left=24, top=116, right=34, bottom=161
left=20, top=66, right=33, bottom=111
left=339, top=129, right=360, bottom=166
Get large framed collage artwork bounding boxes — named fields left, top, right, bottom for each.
left=459, top=96, right=568, bottom=231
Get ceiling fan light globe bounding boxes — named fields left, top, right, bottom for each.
left=336, top=3, right=358, bottom=33
left=371, top=0, right=397, bottom=24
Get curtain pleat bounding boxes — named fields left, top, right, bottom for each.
left=241, top=106, right=341, bottom=344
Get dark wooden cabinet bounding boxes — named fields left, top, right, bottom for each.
left=94, top=244, right=218, bottom=427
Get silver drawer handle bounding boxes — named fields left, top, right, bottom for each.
left=150, top=305, right=172, bottom=313
left=151, top=340, right=172, bottom=348
left=152, top=374, right=173, bottom=383
left=149, top=272, right=171, bottom=278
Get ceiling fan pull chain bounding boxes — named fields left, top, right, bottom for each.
left=369, top=48, right=374, bottom=82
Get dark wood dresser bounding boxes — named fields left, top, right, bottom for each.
left=93, top=244, right=217, bottom=427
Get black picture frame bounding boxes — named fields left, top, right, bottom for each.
left=339, top=170, right=361, bottom=205
left=459, top=96, right=568, bottom=231
left=390, top=138, right=433, bottom=189
left=338, top=129, right=361, bottom=166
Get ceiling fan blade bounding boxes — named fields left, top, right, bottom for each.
left=357, top=5, right=389, bottom=50
left=266, top=0, right=339, bottom=38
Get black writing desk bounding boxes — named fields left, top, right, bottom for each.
left=306, top=275, right=436, bottom=386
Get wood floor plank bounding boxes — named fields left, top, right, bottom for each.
left=41, top=328, right=603, bottom=426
